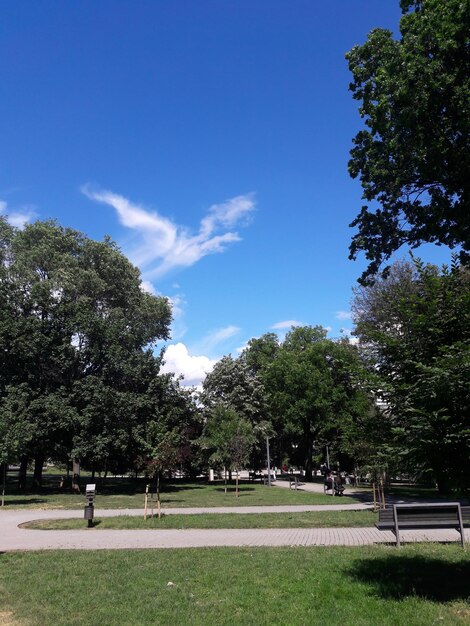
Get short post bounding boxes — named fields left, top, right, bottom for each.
left=1, top=463, right=6, bottom=507
left=144, top=484, right=149, bottom=520
left=84, top=483, right=96, bottom=528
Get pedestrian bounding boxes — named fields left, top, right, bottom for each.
left=72, top=473, right=81, bottom=494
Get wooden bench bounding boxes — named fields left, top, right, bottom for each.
left=376, top=502, right=470, bottom=547
left=248, top=471, right=263, bottom=482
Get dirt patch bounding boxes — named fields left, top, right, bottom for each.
left=0, top=611, right=23, bottom=626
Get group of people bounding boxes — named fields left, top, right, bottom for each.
left=320, top=463, right=345, bottom=495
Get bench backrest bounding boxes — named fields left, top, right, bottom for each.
left=395, top=502, right=461, bottom=523
left=378, top=502, right=469, bottom=523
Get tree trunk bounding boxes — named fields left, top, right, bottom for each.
left=156, top=471, right=161, bottom=519
left=235, top=469, right=239, bottom=497
left=18, top=457, right=28, bottom=490
left=1, top=463, right=6, bottom=507
left=435, top=469, right=452, bottom=495
left=224, top=467, right=227, bottom=494
left=33, top=455, right=45, bottom=489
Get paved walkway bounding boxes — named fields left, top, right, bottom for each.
left=1, top=504, right=468, bottom=552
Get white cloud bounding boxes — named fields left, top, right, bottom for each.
left=336, top=311, right=352, bottom=320
left=168, top=294, right=185, bottom=320
left=340, top=328, right=359, bottom=344
left=0, top=199, right=36, bottom=228
left=235, top=341, right=249, bottom=354
left=161, top=343, right=217, bottom=387
left=271, top=320, right=302, bottom=330
left=81, top=185, right=255, bottom=277
left=191, top=325, right=240, bottom=357
left=140, top=280, right=156, bottom=295
left=168, top=293, right=187, bottom=341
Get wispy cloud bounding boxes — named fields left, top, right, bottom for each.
left=271, top=320, right=302, bottom=330
left=335, top=311, right=352, bottom=321
left=191, top=325, right=240, bottom=357
left=0, top=199, right=36, bottom=229
left=160, top=342, right=217, bottom=387
left=81, top=185, right=255, bottom=278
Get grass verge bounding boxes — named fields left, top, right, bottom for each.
left=21, top=509, right=376, bottom=530
left=1, top=545, right=469, bottom=625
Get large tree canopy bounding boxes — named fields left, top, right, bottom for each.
left=0, top=218, right=181, bottom=484
left=347, top=0, right=470, bottom=283
left=352, top=258, right=470, bottom=492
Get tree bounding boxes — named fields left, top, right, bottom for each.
left=352, top=258, right=470, bottom=492
left=243, top=333, right=279, bottom=375
left=201, top=404, right=255, bottom=497
left=0, top=384, right=34, bottom=503
left=347, top=0, right=470, bottom=283
left=261, top=327, right=371, bottom=479
left=200, top=355, right=267, bottom=424
left=200, top=354, right=271, bottom=472
left=0, top=219, right=172, bottom=485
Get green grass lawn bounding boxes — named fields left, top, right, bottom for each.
left=21, top=509, right=377, bottom=530
left=3, top=476, right=360, bottom=509
left=1, top=545, right=469, bottom=625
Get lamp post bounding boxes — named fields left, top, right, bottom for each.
left=326, top=445, right=330, bottom=469
left=266, top=436, right=271, bottom=487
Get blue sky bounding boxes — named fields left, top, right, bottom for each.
left=0, top=1, right=451, bottom=385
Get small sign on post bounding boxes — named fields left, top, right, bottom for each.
left=84, top=484, right=96, bottom=528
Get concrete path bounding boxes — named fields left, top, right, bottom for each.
left=1, top=505, right=468, bottom=552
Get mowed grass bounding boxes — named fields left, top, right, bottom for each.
left=22, top=509, right=376, bottom=530
left=1, top=545, right=469, bottom=626
left=3, top=477, right=359, bottom=509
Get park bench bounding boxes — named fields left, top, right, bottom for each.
left=376, top=502, right=470, bottom=547
left=248, top=471, right=263, bottom=482
left=323, top=477, right=345, bottom=496
left=289, top=476, right=305, bottom=490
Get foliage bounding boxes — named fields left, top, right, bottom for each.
left=346, top=0, right=470, bottom=283
left=243, top=332, right=279, bottom=374
left=0, top=218, right=201, bottom=484
left=201, top=404, right=255, bottom=492
left=243, top=326, right=373, bottom=478
left=200, top=354, right=270, bottom=469
left=353, top=258, right=470, bottom=491
left=200, top=355, right=268, bottom=424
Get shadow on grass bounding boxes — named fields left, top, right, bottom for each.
left=347, top=555, right=470, bottom=602
left=88, top=520, right=102, bottom=528
left=214, top=486, right=256, bottom=495
left=3, top=498, right=48, bottom=506
left=160, top=483, right=205, bottom=493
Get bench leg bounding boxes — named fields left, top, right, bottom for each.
left=457, top=506, right=466, bottom=548
left=393, top=505, right=400, bottom=547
